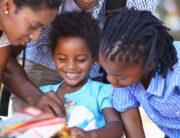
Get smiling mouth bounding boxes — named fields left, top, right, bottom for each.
left=65, top=72, right=80, bottom=79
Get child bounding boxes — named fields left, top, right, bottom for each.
left=99, top=8, right=180, bottom=138
left=40, top=11, right=124, bottom=138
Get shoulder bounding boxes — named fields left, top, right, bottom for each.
left=173, top=41, right=180, bottom=73
left=0, top=32, right=10, bottom=47
left=173, top=41, right=180, bottom=58
left=89, top=79, right=111, bottom=91
left=87, top=79, right=112, bottom=100
left=163, top=42, right=180, bottom=89
left=126, top=0, right=157, bottom=12
left=88, top=79, right=112, bottom=109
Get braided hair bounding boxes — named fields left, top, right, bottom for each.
left=100, top=7, right=178, bottom=78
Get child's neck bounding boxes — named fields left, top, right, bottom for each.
left=56, top=78, right=88, bottom=103
left=62, top=79, right=88, bottom=93
left=141, top=72, right=153, bottom=90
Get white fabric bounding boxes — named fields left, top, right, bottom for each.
left=63, top=0, right=82, bottom=12
left=63, top=0, right=93, bottom=12
left=0, top=32, right=10, bottom=47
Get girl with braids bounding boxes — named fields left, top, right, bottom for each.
left=99, top=7, right=180, bottom=138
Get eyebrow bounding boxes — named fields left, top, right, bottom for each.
left=55, top=53, right=66, bottom=56
left=55, top=53, right=89, bottom=57
left=76, top=54, right=89, bottom=57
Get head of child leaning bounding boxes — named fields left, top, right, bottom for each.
left=99, top=8, right=178, bottom=88
left=50, top=11, right=100, bottom=87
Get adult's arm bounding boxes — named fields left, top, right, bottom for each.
left=2, top=46, right=65, bottom=117
left=120, top=107, right=145, bottom=138
left=0, top=46, right=11, bottom=89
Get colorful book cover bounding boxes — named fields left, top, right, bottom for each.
left=0, top=106, right=66, bottom=138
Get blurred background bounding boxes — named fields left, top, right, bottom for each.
left=141, top=0, right=180, bottom=137
left=155, top=0, right=180, bottom=40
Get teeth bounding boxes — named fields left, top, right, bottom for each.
left=66, top=72, right=79, bottom=78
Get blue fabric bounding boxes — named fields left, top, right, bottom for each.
left=40, top=78, right=112, bottom=128
left=110, top=41, right=180, bottom=138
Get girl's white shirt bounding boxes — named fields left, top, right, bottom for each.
left=0, top=32, right=10, bottom=47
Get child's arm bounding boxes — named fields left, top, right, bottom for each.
left=120, top=107, right=145, bottom=138
left=71, top=107, right=123, bottom=138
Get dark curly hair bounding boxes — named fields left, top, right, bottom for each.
left=50, top=11, right=100, bottom=59
left=14, top=0, right=61, bottom=10
left=100, top=7, right=178, bottom=78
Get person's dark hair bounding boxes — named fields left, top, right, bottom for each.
left=14, top=0, right=61, bottom=10
left=50, top=11, right=100, bottom=59
left=105, top=0, right=127, bottom=11
left=100, top=7, right=178, bottom=78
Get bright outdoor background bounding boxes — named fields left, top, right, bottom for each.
left=141, top=0, right=180, bottom=137
left=1, top=0, right=180, bottom=138
left=155, top=0, right=180, bottom=40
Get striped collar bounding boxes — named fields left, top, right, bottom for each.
left=146, top=73, right=165, bottom=97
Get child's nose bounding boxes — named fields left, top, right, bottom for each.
left=67, top=61, right=77, bottom=69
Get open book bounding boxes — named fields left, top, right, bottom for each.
left=0, top=106, right=66, bottom=138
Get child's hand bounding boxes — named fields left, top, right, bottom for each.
left=70, top=127, right=92, bottom=138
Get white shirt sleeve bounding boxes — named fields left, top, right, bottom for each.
left=0, top=32, right=10, bottom=47
left=126, top=0, right=158, bottom=13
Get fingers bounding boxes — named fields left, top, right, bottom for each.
left=70, top=127, right=86, bottom=138
left=46, top=91, right=66, bottom=115
left=46, top=91, right=65, bottom=108
left=43, top=106, right=54, bottom=115
left=47, top=97, right=66, bottom=118
left=38, top=94, right=66, bottom=118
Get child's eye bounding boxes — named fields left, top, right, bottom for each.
left=29, top=24, right=38, bottom=30
left=77, top=59, right=86, bottom=62
left=58, top=58, right=66, bottom=61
